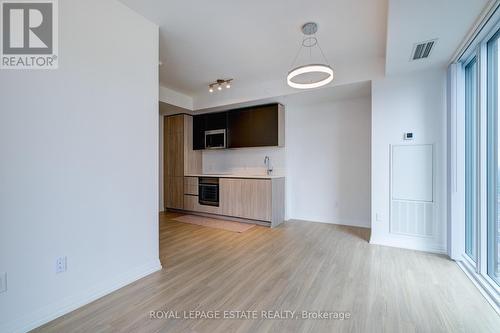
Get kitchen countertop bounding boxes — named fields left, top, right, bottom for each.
left=184, top=173, right=285, bottom=179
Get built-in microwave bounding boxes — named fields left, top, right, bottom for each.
left=205, top=129, right=226, bottom=149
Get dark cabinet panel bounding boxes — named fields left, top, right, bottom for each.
left=205, top=112, right=227, bottom=130
left=192, top=103, right=284, bottom=150
left=193, top=115, right=205, bottom=150
left=193, top=112, right=227, bottom=150
left=227, top=104, right=279, bottom=148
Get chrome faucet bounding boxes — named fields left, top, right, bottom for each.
left=264, top=156, right=273, bottom=175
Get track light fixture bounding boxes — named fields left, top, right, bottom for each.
left=208, top=79, right=233, bottom=93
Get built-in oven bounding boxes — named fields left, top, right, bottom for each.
left=198, top=177, right=219, bottom=206
left=205, top=129, right=226, bottom=149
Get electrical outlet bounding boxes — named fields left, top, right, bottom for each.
left=56, top=257, right=67, bottom=273
left=376, top=213, right=383, bottom=222
left=0, top=272, right=7, bottom=293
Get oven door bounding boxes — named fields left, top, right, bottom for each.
left=199, top=182, right=219, bottom=206
left=205, top=129, right=226, bottom=149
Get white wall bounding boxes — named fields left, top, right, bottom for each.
left=371, top=69, right=447, bottom=253
left=159, top=86, right=193, bottom=110
left=203, top=147, right=286, bottom=176
left=0, top=1, right=160, bottom=332
left=286, top=97, right=371, bottom=227
left=203, top=96, right=371, bottom=227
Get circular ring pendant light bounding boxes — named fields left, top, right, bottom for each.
left=287, top=22, right=333, bottom=89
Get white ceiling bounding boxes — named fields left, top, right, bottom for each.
left=195, top=81, right=371, bottom=114
left=119, top=0, right=490, bottom=110
left=118, top=0, right=387, bottom=94
left=385, top=0, right=489, bottom=74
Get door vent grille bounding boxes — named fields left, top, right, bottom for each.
left=411, top=40, right=437, bottom=61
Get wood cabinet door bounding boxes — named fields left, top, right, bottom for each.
left=165, top=115, right=184, bottom=177
left=227, top=104, right=279, bottom=148
left=184, top=176, right=198, bottom=195
left=164, top=114, right=184, bottom=209
left=166, top=176, right=184, bottom=209
left=192, top=114, right=205, bottom=150
left=183, top=116, right=202, bottom=174
left=184, top=194, right=221, bottom=215
left=220, top=178, right=272, bottom=221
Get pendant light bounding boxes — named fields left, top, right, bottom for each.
left=287, top=22, right=333, bottom=89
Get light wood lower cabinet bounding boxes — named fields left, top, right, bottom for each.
left=184, top=194, right=221, bottom=215
left=166, top=176, right=184, bottom=210
left=184, top=176, right=198, bottom=195
left=181, top=176, right=285, bottom=227
left=220, top=178, right=272, bottom=222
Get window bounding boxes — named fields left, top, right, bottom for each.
left=465, top=58, right=478, bottom=262
left=451, top=9, right=500, bottom=309
left=487, top=34, right=500, bottom=285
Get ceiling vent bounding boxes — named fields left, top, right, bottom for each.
left=410, top=39, right=437, bottom=61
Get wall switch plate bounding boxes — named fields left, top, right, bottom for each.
left=0, top=272, right=7, bottom=293
left=404, top=132, right=414, bottom=140
left=56, top=257, right=67, bottom=273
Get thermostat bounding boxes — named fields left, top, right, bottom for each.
left=404, top=132, right=414, bottom=140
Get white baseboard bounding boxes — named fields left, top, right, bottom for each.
left=3, top=258, right=162, bottom=333
left=369, top=236, right=447, bottom=255
left=289, top=218, right=371, bottom=229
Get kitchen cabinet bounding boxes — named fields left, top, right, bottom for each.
left=184, top=194, right=221, bottom=215
left=219, top=177, right=285, bottom=226
left=205, top=112, right=227, bottom=130
left=165, top=115, right=183, bottom=177
left=165, top=176, right=184, bottom=209
left=164, top=114, right=202, bottom=210
left=192, top=112, right=227, bottom=150
left=180, top=176, right=285, bottom=227
left=184, top=176, right=198, bottom=195
left=192, top=103, right=284, bottom=150
left=220, top=178, right=272, bottom=221
left=227, top=104, right=284, bottom=148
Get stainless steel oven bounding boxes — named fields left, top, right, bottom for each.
left=205, top=129, right=226, bottom=149
left=198, top=177, right=219, bottom=206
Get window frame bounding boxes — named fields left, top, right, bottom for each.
left=454, top=26, right=500, bottom=311
left=486, top=32, right=500, bottom=286
left=464, top=56, right=479, bottom=263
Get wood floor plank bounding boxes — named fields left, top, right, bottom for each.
left=32, top=213, right=500, bottom=333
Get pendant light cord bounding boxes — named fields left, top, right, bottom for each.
left=290, top=32, right=330, bottom=70
left=316, top=38, right=330, bottom=65
left=289, top=38, right=304, bottom=69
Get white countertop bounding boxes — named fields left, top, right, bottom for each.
left=185, top=173, right=285, bottom=179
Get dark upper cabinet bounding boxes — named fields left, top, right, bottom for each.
left=193, top=112, right=228, bottom=150
left=193, top=115, right=205, bottom=150
left=205, top=112, right=227, bottom=130
left=228, top=104, right=282, bottom=148
left=192, top=103, right=284, bottom=150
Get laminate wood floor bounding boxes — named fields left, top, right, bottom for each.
left=33, top=212, right=500, bottom=332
